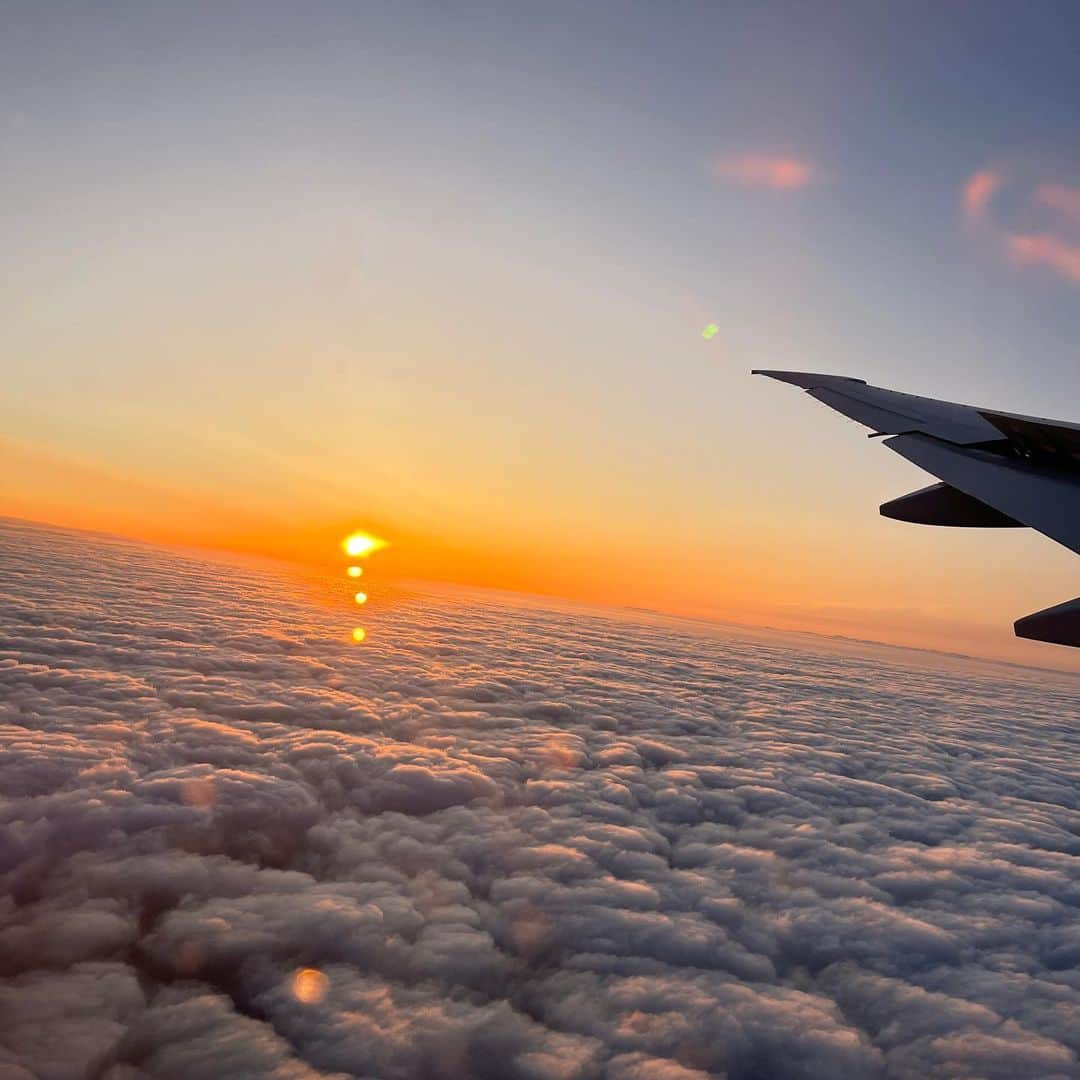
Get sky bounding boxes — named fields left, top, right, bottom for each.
left=4, top=1, right=1080, bottom=665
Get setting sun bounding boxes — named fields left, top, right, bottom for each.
left=342, top=531, right=387, bottom=559
left=6, top=8, right=1080, bottom=1076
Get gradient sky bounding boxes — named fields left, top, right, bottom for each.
left=4, top=1, right=1080, bottom=667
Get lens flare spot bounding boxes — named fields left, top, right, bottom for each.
left=342, top=531, right=387, bottom=558
left=702, top=323, right=719, bottom=340
left=351, top=627, right=367, bottom=643
left=346, top=565, right=363, bottom=578
left=180, top=778, right=215, bottom=809
left=354, top=592, right=368, bottom=605
left=292, top=967, right=328, bottom=1004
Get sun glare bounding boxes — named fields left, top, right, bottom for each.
left=342, top=531, right=387, bottom=558
left=341, top=532, right=384, bottom=644
left=292, top=967, right=328, bottom=1004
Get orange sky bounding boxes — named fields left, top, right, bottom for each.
left=6, top=426, right=1080, bottom=672
left=6, top=5, right=1080, bottom=673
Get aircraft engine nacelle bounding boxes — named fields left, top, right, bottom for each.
left=880, top=482, right=1023, bottom=528
left=1015, top=597, right=1080, bottom=647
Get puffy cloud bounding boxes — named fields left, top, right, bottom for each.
left=0, top=518, right=1077, bottom=1079
left=961, top=169, right=1001, bottom=220
left=714, top=155, right=815, bottom=191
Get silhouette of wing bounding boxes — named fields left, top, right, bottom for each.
left=754, top=370, right=1080, bottom=648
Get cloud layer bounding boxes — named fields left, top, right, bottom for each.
left=1, top=519, right=1078, bottom=1079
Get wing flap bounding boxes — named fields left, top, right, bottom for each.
left=884, top=433, right=1080, bottom=556
left=981, top=410, right=1080, bottom=469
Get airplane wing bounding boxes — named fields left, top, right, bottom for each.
left=753, top=370, right=1080, bottom=648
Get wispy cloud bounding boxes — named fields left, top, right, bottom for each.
left=962, top=169, right=1080, bottom=286
left=1034, top=183, right=1080, bottom=225
left=715, top=154, right=815, bottom=191
left=1008, top=233, right=1080, bottom=284
left=961, top=169, right=1001, bottom=219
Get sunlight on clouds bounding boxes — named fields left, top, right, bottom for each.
left=1008, top=233, right=1080, bottom=284
left=2, top=521, right=1078, bottom=1078
left=961, top=167, right=1080, bottom=287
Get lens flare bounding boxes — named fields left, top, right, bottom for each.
left=292, top=967, right=328, bottom=1004
left=342, top=531, right=387, bottom=558
left=342, top=533, right=383, bottom=643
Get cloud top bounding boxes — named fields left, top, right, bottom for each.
left=0, top=518, right=1077, bottom=1079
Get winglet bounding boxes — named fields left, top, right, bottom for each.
left=752, top=370, right=868, bottom=389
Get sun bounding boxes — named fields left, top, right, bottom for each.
left=342, top=531, right=387, bottom=558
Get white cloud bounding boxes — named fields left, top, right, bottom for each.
left=0, top=518, right=1077, bottom=1079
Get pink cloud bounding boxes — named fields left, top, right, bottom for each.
left=1008, top=233, right=1080, bottom=284
left=962, top=170, right=1001, bottom=219
left=1034, top=183, right=1080, bottom=224
left=715, top=155, right=815, bottom=191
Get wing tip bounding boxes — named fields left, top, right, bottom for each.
left=751, top=369, right=868, bottom=389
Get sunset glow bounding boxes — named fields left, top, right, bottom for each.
left=6, top=12, right=1080, bottom=1077
left=3, top=4, right=1079, bottom=670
